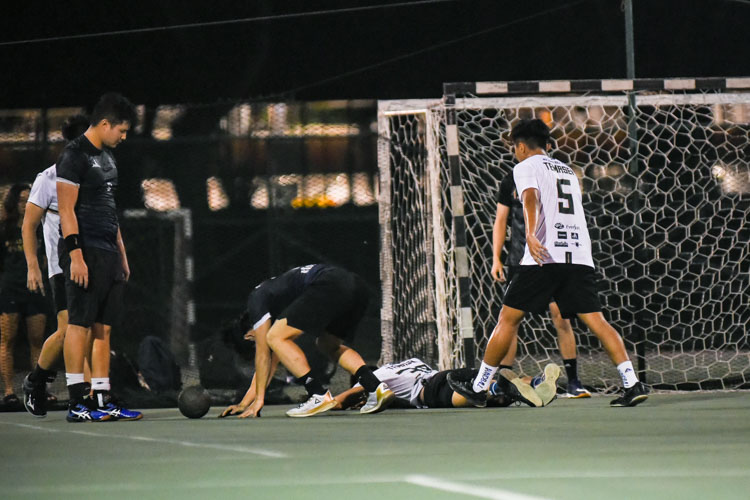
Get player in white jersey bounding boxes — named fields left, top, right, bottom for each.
left=21, top=115, right=92, bottom=417
left=452, top=119, right=648, bottom=408
left=332, top=358, right=562, bottom=410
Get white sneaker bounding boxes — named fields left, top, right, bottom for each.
left=360, top=383, right=395, bottom=414
left=286, top=390, right=337, bottom=418
left=532, top=363, right=561, bottom=407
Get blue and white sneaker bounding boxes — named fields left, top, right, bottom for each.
left=66, top=403, right=111, bottom=422
left=565, top=379, right=591, bottom=399
left=98, top=403, right=143, bottom=421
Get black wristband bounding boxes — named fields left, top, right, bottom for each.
left=64, top=234, right=81, bottom=253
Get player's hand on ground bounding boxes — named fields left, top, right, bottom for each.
left=219, top=404, right=247, bottom=418
left=491, top=261, right=506, bottom=282
left=238, top=400, right=263, bottom=418
left=70, top=256, right=89, bottom=288
left=27, top=266, right=45, bottom=295
left=526, top=234, right=550, bottom=265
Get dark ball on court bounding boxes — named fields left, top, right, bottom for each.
left=178, top=385, right=211, bottom=419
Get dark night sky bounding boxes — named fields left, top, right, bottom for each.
left=1, top=0, right=749, bottom=108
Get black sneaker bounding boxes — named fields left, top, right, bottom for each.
left=498, top=369, right=543, bottom=408
left=22, top=374, right=47, bottom=418
left=610, top=382, right=649, bottom=407
left=447, top=371, right=487, bottom=408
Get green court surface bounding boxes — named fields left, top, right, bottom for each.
left=1, top=392, right=749, bottom=500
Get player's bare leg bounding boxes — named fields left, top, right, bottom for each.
left=0, top=313, right=20, bottom=401
left=265, top=319, right=309, bottom=377
left=548, top=302, right=589, bottom=398
left=577, top=312, right=648, bottom=407
left=483, top=305, right=526, bottom=368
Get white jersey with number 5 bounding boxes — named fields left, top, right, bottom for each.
left=513, top=154, right=594, bottom=268
left=354, top=358, right=437, bottom=408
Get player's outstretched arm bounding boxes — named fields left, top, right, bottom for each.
left=332, top=385, right=367, bottom=410
left=220, top=350, right=280, bottom=417
left=238, top=320, right=272, bottom=418
left=22, top=202, right=46, bottom=295
left=491, top=202, right=511, bottom=282
left=520, top=188, right=549, bottom=265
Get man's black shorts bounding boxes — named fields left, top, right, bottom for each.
left=61, top=247, right=125, bottom=328
left=420, top=370, right=455, bottom=408
left=50, top=273, right=67, bottom=314
left=281, top=267, right=369, bottom=342
left=506, top=265, right=556, bottom=306
left=503, top=264, right=602, bottom=319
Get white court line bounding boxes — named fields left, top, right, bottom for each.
left=0, top=421, right=286, bottom=458
left=405, top=475, right=551, bottom=500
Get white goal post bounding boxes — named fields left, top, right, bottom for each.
left=379, top=77, right=750, bottom=391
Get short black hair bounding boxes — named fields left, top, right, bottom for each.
left=90, top=92, right=137, bottom=127
left=62, top=114, right=89, bottom=141
left=510, top=118, right=551, bottom=150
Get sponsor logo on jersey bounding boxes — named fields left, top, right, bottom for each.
left=566, top=224, right=580, bottom=230
left=572, top=242, right=581, bottom=247
left=557, top=231, right=567, bottom=239
left=554, top=223, right=564, bottom=229
left=554, top=241, right=568, bottom=247
left=571, top=233, right=579, bottom=239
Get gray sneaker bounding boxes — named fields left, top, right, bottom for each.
left=360, top=383, right=395, bottom=414
left=532, top=363, right=561, bottom=406
left=286, top=391, right=337, bottom=418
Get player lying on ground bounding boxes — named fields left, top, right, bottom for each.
left=331, top=358, right=562, bottom=410
left=220, top=264, right=395, bottom=418
left=452, top=119, right=649, bottom=408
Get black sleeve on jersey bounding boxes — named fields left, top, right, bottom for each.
left=245, top=288, right=270, bottom=327
left=497, top=175, right=515, bottom=207
left=56, top=149, right=88, bottom=185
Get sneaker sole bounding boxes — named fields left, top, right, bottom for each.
left=563, top=391, right=592, bottom=399
left=66, top=415, right=113, bottom=423
left=534, top=364, right=561, bottom=407
left=500, top=369, right=543, bottom=408
left=446, top=374, right=487, bottom=408
left=286, top=399, right=338, bottom=418
left=611, top=394, right=649, bottom=407
left=360, top=389, right=395, bottom=415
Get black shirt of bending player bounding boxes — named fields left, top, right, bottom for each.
left=497, top=174, right=526, bottom=268
left=55, top=135, right=119, bottom=253
left=246, top=264, right=328, bottom=327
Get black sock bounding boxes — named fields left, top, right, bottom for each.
left=355, top=366, right=381, bottom=393
left=299, top=372, right=326, bottom=397
left=67, top=382, right=89, bottom=405
left=563, top=358, right=578, bottom=381
left=29, top=364, right=56, bottom=385
left=499, top=364, right=513, bottom=372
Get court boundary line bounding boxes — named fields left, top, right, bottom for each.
left=405, top=475, right=550, bottom=500
left=0, top=421, right=286, bottom=458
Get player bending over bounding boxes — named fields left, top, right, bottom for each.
left=220, top=264, right=395, bottom=418
left=332, top=358, right=562, bottom=410
left=451, top=119, right=649, bottom=408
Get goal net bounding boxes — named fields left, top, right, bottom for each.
left=379, top=78, right=750, bottom=391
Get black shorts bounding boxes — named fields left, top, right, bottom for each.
left=280, top=268, right=369, bottom=342
left=503, top=264, right=601, bottom=319
left=506, top=265, right=555, bottom=306
left=50, top=273, right=67, bottom=314
left=61, top=247, right=125, bottom=328
left=421, top=370, right=456, bottom=408
left=0, top=289, right=48, bottom=316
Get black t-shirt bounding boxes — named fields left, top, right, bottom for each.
left=56, top=135, right=119, bottom=253
left=246, top=264, right=329, bottom=329
left=496, top=174, right=526, bottom=268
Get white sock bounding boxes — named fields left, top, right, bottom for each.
left=473, top=362, right=498, bottom=392
left=91, top=377, right=111, bottom=391
left=65, top=373, right=85, bottom=386
left=617, top=361, right=638, bottom=389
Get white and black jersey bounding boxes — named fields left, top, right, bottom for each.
left=27, top=165, right=62, bottom=278
left=513, top=154, right=594, bottom=268
left=354, top=358, right=438, bottom=408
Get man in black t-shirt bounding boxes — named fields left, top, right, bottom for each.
left=492, top=173, right=590, bottom=398
left=220, top=264, right=395, bottom=419
left=56, top=93, right=141, bottom=422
